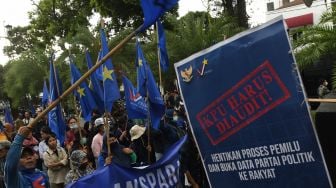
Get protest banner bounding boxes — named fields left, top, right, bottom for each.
left=67, top=136, right=187, bottom=188
left=175, top=17, right=332, bottom=187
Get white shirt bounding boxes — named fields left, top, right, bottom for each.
left=39, top=139, right=61, bottom=159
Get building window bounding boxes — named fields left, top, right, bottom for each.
left=267, top=2, right=274, bottom=11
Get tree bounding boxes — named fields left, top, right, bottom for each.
left=207, top=0, right=249, bottom=28
left=294, top=6, right=336, bottom=88
left=132, top=12, right=245, bottom=89
left=4, top=51, right=48, bottom=107
left=90, top=0, right=178, bottom=32
left=0, top=65, right=7, bottom=100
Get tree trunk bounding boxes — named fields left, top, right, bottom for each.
left=236, top=0, right=248, bottom=28
left=221, top=0, right=234, bottom=16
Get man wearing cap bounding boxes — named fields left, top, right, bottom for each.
left=91, top=117, right=105, bottom=168
left=4, top=126, right=49, bottom=188
left=0, top=132, right=11, bottom=188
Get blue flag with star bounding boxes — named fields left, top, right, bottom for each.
left=135, top=40, right=165, bottom=129
left=85, top=51, right=104, bottom=112
left=139, top=0, right=179, bottom=32
left=95, top=50, right=104, bottom=81
left=100, top=29, right=121, bottom=112
left=135, top=39, right=148, bottom=97
left=70, top=58, right=98, bottom=121
left=4, top=106, right=14, bottom=125
left=122, top=75, right=148, bottom=119
left=42, top=80, right=49, bottom=107
left=48, top=55, right=66, bottom=144
left=157, top=21, right=169, bottom=72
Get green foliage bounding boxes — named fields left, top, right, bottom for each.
left=29, top=0, right=92, bottom=41
left=4, top=51, right=48, bottom=107
left=90, top=0, right=178, bottom=32
left=294, top=7, right=336, bottom=88
left=0, top=65, right=7, bottom=100
left=1, top=0, right=246, bottom=109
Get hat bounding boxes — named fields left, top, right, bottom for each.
left=129, top=125, right=146, bottom=141
left=94, top=117, right=104, bottom=127
left=70, top=150, right=87, bottom=167
left=21, top=147, right=34, bottom=158
left=0, top=133, right=11, bottom=150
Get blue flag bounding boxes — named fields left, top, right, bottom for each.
left=67, top=136, right=187, bottom=188
left=135, top=40, right=165, bottom=129
left=95, top=50, right=104, bottom=81
left=48, top=56, right=66, bottom=144
left=100, top=29, right=121, bottom=112
left=42, top=80, right=49, bottom=107
left=122, top=75, right=148, bottom=119
left=146, top=67, right=165, bottom=129
left=85, top=51, right=104, bottom=112
left=135, top=39, right=148, bottom=97
left=70, top=59, right=98, bottom=121
left=157, top=21, right=169, bottom=72
left=139, top=0, right=179, bottom=32
left=4, top=106, right=13, bottom=125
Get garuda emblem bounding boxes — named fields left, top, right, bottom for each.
left=180, top=65, right=193, bottom=82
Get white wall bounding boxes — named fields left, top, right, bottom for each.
left=266, top=0, right=332, bottom=24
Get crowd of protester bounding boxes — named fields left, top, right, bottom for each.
left=0, top=90, right=209, bottom=188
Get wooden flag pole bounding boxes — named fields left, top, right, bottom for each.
left=27, top=26, right=141, bottom=129
left=307, top=98, right=336, bottom=103
left=156, top=22, right=163, bottom=95
left=104, top=112, right=111, bottom=156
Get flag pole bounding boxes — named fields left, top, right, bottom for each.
left=51, top=56, right=66, bottom=122
left=27, top=26, right=141, bottom=129
left=155, top=22, right=163, bottom=95
left=69, top=52, right=84, bottom=143
left=104, top=112, right=111, bottom=156
left=100, top=19, right=113, bottom=157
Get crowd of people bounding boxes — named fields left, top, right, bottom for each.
left=0, top=90, right=209, bottom=188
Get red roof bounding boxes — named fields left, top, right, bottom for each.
left=285, top=13, right=313, bottom=28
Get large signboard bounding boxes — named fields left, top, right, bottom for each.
left=175, top=17, right=332, bottom=187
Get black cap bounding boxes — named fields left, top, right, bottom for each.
left=21, top=147, right=34, bottom=158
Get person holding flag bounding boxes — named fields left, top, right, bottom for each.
left=5, top=126, right=50, bottom=188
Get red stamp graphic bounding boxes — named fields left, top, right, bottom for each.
left=196, top=60, right=291, bottom=145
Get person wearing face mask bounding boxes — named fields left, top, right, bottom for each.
left=91, top=118, right=105, bottom=168
left=65, top=117, right=87, bottom=154
left=43, top=133, right=68, bottom=188
left=4, top=126, right=50, bottom=188
left=65, top=150, right=94, bottom=185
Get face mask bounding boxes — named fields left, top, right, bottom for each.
left=70, top=124, right=78, bottom=129
left=80, top=137, right=87, bottom=145
left=173, top=116, right=179, bottom=121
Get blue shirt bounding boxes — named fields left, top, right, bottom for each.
left=5, top=134, right=49, bottom=188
